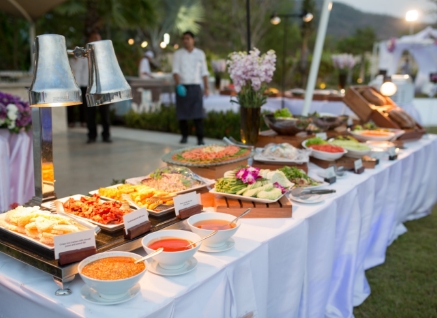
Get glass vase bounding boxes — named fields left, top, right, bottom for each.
left=240, top=106, right=261, bottom=145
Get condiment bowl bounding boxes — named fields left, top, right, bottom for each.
left=78, top=251, right=146, bottom=300
left=187, top=212, right=241, bottom=248
left=302, top=140, right=347, bottom=161
left=142, top=230, right=201, bottom=270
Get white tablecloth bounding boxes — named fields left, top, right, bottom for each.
left=0, top=136, right=437, bottom=318
left=0, top=130, right=34, bottom=212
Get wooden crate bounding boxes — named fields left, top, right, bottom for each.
left=201, top=193, right=292, bottom=218
left=344, top=86, right=426, bottom=140
left=168, top=159, right=248, bottom=180
left=310, top=155, right=378, bottom=169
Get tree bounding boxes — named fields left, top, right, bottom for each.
left=140, top=0, right=204, bottom=53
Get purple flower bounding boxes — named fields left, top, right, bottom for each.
left=0, top=91, right=32, bottom=133
left=332, top=54, right=356, bottom=70
left=235, top=166, right=261, bottom=184
left=273, top=182, right=286, bottom=194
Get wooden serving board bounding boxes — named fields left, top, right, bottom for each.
left=201, top=193, right=292, bottom=218
left=310, top=155, right=378, bottom=169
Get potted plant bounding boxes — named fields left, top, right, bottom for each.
left=227, top=48, right=276, bottom=145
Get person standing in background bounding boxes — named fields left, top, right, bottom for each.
left=86, top=32, right=112, bottom=143
left=139, top=50, right=155, bottom=79
left=68, top=57, right=87, bottom=128
left=172, top=31, right=209, bottom=145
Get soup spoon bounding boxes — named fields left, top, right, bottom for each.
left=134, top=248, right=164, bottom=264
left=186, top=230, right=218, bottom=249
left=229, top=208, right=251, bottom=226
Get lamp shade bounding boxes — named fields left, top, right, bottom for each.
left=86, top=40, right=132, bottom=107
left=29, top=34, right=82, bottom=107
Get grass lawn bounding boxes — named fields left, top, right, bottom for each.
left=355, top=128, right=437, bottom=317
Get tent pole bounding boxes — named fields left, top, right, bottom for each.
left=301, top=0, right=332, bottom=116
left=29, top=23, right=35, bottom=72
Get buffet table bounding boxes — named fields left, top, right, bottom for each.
left=0, top=130, right=34, bottom=212
left=0, top=136, right=436, bottom=317
left=161, top=93, right=354, bottom=117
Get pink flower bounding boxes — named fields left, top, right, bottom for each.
left=273, top=182, right=286, bottom=194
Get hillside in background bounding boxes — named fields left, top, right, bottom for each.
left=323, top=1, right=430, bottom=40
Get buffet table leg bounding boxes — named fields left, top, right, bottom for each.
left=53, top=275, right=75, bottom=296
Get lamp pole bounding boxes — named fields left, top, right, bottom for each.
left=246, top=0, right=251, bottom=52
left=281, top=17, right=289, bottom=109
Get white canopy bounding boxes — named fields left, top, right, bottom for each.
left=378, top=26, right=437, bottom=92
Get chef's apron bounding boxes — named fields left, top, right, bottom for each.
left=175, top=84, right=205, bottom=120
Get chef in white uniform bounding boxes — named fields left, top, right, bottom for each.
left=172, top=31, right=209, bottom=145
left=139, top=50, right=155, bottom=79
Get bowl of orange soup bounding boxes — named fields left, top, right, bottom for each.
left=78, top=251, right=146, bottom=300
left=187, top=212, right=240, bottom=248
left=142, top=230, right=201, bottom=270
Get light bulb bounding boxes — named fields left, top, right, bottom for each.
left=128, top=38, right=135, bottom=45
left=380, top=81, right=397, bottom=96
left=163, top=33, right=170, bottom=45
left=270, top=16, right=281, bottom=25
left=302, top=13, right=313, bottom=22
left=141, top=41, right=148, bottom=48
left=405, top=10, right=419, bottom=22
left=160, top=41, right=167, bottom=49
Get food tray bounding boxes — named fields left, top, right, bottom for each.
left=255, top=130, right=344, bottom=148
left=88, top=185, right=175, bottom=217
left=161, top=144, right=252, bottom=168
left=201, top=193, right=292, bottom=218
left=41, top=195, right=125, bottom=232
left=253, top=152, right=309, bottom=165
left=209, top=188, right=285, bottom=204
left=125, top=176, right=215, bottom=193
left=0, top=214, right=56, bottom=250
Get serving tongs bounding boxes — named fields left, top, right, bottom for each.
left=289, top=188, right=336, bottom=200
left=52, top=201, right=101, bottom=235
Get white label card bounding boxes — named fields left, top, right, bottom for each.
left=388, top=147, right=396, bottom=156
left=316, top=132, right=328, bottom=140
left=354, top=159, right=363, bottom=171
left=123, top=208, right=149, bottom=235
left=174, top=192, right=201, bottom=216
left=325, top=166, right=336, bottom=178
left=54, top=230, right=96, bottom=259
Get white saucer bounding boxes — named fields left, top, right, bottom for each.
left=80, top=283, right=140, bottom=306
left=147, top=257, right=198, bottom=276
left=317, top=171, right=346, bottom=179
left=288, top=193, right=329, bottom=204
left=199, top=238, right=235, bottom=253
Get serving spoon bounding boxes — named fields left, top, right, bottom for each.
left=185, top=230, right=218, bottom=249
left=134, top=248, right=164, bottom=264
left=229, top=208, right=251, bottom=226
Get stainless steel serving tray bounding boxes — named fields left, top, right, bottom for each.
left=0, top=197, right=185, bottom=285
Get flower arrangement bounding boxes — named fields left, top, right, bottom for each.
left=331, top=54, right=356, bottom=70
left=387, top=38, right=396, bottom=53
left=0, top=92, right=32, bottom=134
left=227, top=48, right=276, bottom=108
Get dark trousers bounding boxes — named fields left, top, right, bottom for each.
left=66, top=86, right=87, bottom=124
left=179, top=119, right=204, bottom=141
left=87, top=104, right=110, bottom=140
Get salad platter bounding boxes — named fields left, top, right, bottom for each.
left=161, top=144, right=252, bottom=167
left=211, top=166, right=293, bottom=203
left=302, top=138, right=347, bottom=161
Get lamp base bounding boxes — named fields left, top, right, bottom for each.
left=27, top=193, right=57, bottom=207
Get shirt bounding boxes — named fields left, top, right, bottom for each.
left=172, top=48, right=209, bottom=85
left=139, top=58, right=152, bottom=79
left=69, top=57, right=88, bottom=87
